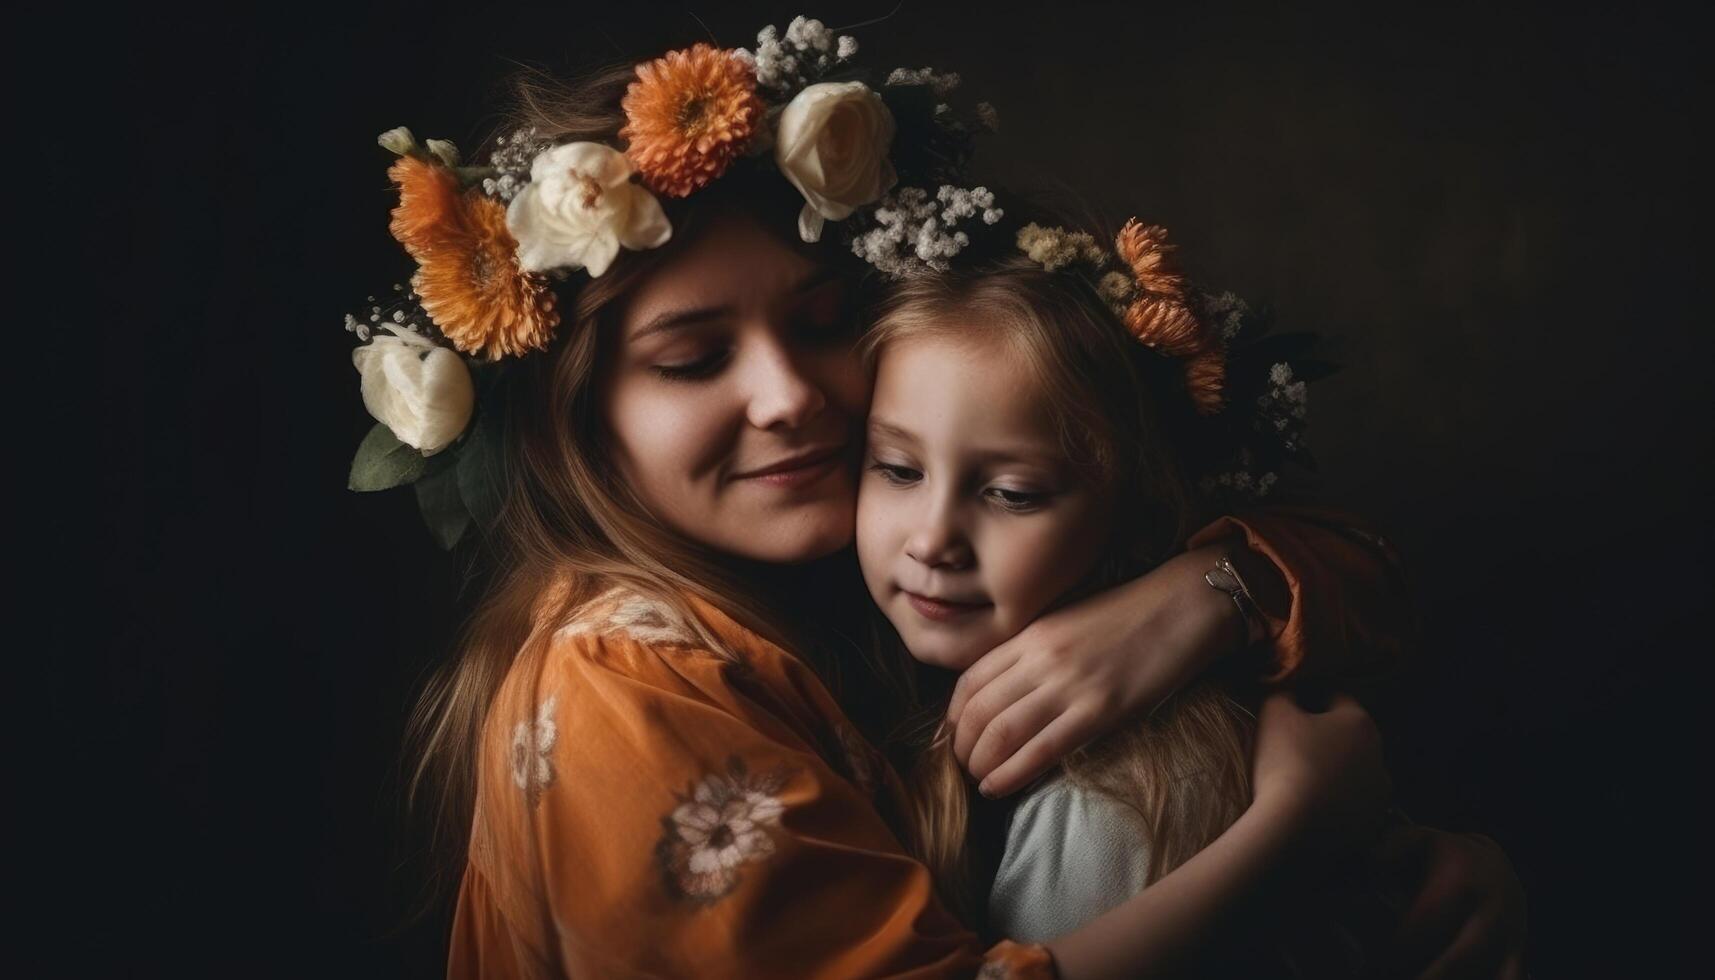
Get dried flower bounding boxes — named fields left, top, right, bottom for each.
left=424, top=138, right=460, bottom=167
left=1184, top=348, right=1227, bottom=415
left=1114, top=219, right=1187, bottom=298
left=1015, top=223, right=1106, bottom=273
left=1122, top=294, right=1205, bottom=357
left=413, top=193, right=560, bottom=360
left=852, top=185, right=1002, bottom=278
left=741, top=16, right=859, bottom=94
left=885, top=66, right=962, bottom=97
left=377, top=126, right=419, bottom=157
left=621, top=44, right=764, bottom=198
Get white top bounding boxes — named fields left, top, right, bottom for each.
left=987, top=774, right=1155, bottom=943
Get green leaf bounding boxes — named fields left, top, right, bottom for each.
left=348, top=423, right=428, bottom=492
left=414, top=465, right=471, bottom=550
left=455, top=410, right=505, bottom=531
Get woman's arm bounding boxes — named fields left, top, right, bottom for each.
left=451, top=628, right=1054, bottom=980
left=1047, top=692, right=1390, bottom=980
left=948, top=503, right=1410, bottom=797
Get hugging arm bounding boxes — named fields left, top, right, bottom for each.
left=948, top=502, right=1410, bottom=796
left=1044, top=692, right=1390, bottom=980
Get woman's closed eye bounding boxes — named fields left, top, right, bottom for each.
left=652, top=347, right=732, bottom=381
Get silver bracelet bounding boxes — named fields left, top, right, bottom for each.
left=1204, top=555, right=1268, bottom=647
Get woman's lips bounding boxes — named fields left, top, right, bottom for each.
left=733, top=447, right=845, bottom=489
left=902, top=590, right=990, bottom=623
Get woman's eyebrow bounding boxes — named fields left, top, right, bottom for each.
left=630, top=269, right=840, bottom=341
left=630, top=304, right=733, bottom=341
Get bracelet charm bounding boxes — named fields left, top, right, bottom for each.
left=1204, top=555, right=1269, bottom=647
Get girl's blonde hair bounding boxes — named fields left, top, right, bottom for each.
left=404, top=64, right=850, bottom=904
left=864, top=247, right=1254, bottom=923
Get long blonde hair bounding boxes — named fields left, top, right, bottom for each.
left=403, top=64, right=849, bottom=902
left=865, top=246, right=1255, bottom=922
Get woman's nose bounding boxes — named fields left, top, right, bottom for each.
left=744, top=336, right=828, bottom=432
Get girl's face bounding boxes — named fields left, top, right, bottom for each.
left=600, top=212, right=870, bottom=564
left=856, top=330, right=1114, bottom=670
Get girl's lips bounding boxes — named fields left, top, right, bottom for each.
left=902, top=590, right=990, bottom=623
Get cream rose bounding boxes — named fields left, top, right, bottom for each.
left=351, top=326, right=475, bottom=455
left=774, top=81, right=897, bottom=242
left=506, top=142, right=672, bottom=277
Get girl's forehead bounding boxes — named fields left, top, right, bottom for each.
left=870, top=331, right=1059, bottom=448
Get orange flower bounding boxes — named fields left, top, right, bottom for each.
left=1114, top=219, right=1188, bottom=299
left=621, top=43, right=763, bottom=197
left=1123, top=295, right=1205, bottom=357
left=388, top=156, right=463, bottom=259
left=1113, top=218, right=1226, bottom=413
left=411, top=192, right=560, bottom=361
left=1183, top=348, right=1227, bottom=415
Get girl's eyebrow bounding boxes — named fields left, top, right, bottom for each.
left=630, top=268, right=841, bottom=341
left=866, top=418, right=920, bottom=445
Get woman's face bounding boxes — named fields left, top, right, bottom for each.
left=600, top=211, right=870, bottom=564
left=856, top=331, right=1114, bottom=670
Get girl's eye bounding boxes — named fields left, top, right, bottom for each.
left=869, top=461, right=922, bottom=486
left=652, top=348, right=730, bottom=381
left=985, top=487, right=1050, bottom=512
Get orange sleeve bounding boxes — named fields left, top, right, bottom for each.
left=448, top=631, right=1056, bottom=980
left=1188, top=502, right=1414, bottom=684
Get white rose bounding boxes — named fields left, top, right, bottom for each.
left=506, top=142, right=672, bottom=277
left=774, top=81, right=897, bottom=242
left=351, top=327, right=475, bottom=455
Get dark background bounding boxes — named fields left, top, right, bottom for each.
left=34, top=1, right=1703, bottom=975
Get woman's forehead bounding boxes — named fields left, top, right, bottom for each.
left=618, top=213, right=834, bottom=332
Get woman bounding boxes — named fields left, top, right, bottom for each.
left=347, top=19, right=1522, bottom=978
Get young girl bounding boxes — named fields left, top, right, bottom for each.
left=857, top=214, right=1391, bottom=973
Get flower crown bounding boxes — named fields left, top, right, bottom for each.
left=344, top=15, right=1008, bottom=547
left=1012, top=220, right=1328, bottom=500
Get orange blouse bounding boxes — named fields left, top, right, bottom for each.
left=448, top=506, right=1406, bottom=978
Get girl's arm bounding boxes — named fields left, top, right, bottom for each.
left=1047, top=692, right=1390, bottom=980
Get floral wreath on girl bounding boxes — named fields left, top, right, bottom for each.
left=344, top=15, right=1324, bottom=548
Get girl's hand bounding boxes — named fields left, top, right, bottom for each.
left=947, top=542, right=1264, bottom=796
left=1371, top=826, right=1529, bottom=980
left=1250, top=691, right=1390, bottom=850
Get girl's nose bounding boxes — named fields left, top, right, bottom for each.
left=905, top=500, right=974, bottom=571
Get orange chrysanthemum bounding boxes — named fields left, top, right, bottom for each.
left=1114, top=219, right=1188, bottom=299
left=1183, top=347, right=1228, bottom=415
left=387, top=156, right=464, bottom=259
left=1114, top=217, right=1226, bottom=413
left=409, top=191, right=560, bottom=361
left=1123, top=295, right=1205, bottom=357
left=620, top=43, right=763, bottom=197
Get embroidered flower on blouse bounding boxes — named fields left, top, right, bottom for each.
left=509, top=695, right=558, bottom=804
left=655, top=756, right=790, bottom=904
left=557, top=587, right=700, bottom=647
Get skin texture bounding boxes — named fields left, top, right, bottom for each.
left=600, top=213, right=871, bottom=565
left=856, top=331, right=1116, bottom=671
